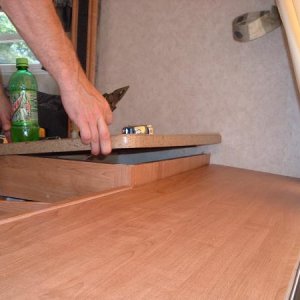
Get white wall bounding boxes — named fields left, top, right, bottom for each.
left=96, top=0, right=300, bottom=178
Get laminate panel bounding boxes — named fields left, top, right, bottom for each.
left=0, top=166, right=299, bottom=299
left=0, top=200, right=51, bottom=221
left=0, top=156, right=131, bottom=202
left=131, top=154, right=210, bottom=186
left=0, top=154, right=209, bottom=203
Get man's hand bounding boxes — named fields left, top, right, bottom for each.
left=0, top=0, right=113, bottom=155
left=60, top=76, right=113, bottom=156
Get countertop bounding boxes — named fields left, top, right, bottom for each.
left=0, top=165, right=300, bottom=299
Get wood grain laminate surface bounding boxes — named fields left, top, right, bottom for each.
left=0, top=200, right=52, bottom=221
left=0, top=154, right=209, bottom=202
left=0, top=165, right=300, bottom=299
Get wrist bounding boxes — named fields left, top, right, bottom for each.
left=57, top=64, right=88, bottom=94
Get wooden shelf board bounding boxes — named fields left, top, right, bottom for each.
left=0, top=133, right=221, bottom=156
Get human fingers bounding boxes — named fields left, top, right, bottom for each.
left=4, top=130, right=11, bottom=143
left=0, top=96, right=12, bottom=132
left=89, top=119, right=100, bottom=156
left=76, top=113, right=110, bottom=156
left=0, top=111, right=11, bottom=140
left=104, top=104, right=113, bottom=125
left=0, top=115, right=11, bottom=142
left=77, top=121, right=91, bottom=145
left=0, top=116, right=11, bottom=132
left=97, top=116, right=111, bottom=155
left=98, top=95, right=112, bottom=125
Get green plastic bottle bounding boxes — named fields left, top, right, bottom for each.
left=9, top=57, right=39, bottom=142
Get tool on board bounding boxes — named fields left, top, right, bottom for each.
left=103, top=86, right=129, bottom=111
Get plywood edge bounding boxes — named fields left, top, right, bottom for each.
left=131, top=153, right=210, bottom=186
left=113, top=133, right=221, bottom=148
left=0, top=133, right=221, bottom=156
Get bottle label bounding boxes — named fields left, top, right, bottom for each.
left=11, top=90, right=38, bottom=124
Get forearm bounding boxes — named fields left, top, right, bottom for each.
left=0, top=0, right=112, bottom=154
left=0, top=0, right=85, bottom=92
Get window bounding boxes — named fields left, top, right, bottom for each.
left=0, top=11, right=39, bottom=67
left=0, top=11, right=58, bottom=94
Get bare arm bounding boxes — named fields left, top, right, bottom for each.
left=0, top=0, right=112, bottom=155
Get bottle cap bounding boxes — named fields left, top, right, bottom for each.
left=16, top=57, right=28, bottom=67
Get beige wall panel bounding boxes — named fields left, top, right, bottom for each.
left=96, top=0, right=300, bottom=178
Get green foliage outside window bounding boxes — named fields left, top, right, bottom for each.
left=0, top=12, right=39, bottom=64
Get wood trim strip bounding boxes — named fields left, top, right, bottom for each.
left=71, top=0, right=79, bottom=51
left=131, top=154, right=210, bottom=186
left=86, top=0, right=99, bottom=83
left=0, top=186, right=130, bottom=226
